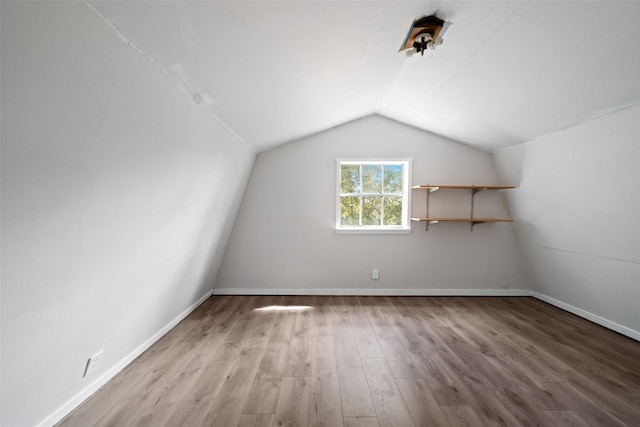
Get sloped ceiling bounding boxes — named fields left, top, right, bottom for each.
left=88, top=1, right=640, bottom=152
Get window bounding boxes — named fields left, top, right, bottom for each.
left=336, top=159, right=411, bottom=233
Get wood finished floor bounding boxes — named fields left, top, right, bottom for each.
left=58, top=296, right=640, bottom=427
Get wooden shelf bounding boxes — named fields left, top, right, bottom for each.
left=411, top=217, right=513, bottom=223
left=412, top=184, right=515, bottom=231
left=412, top=185, right=515, bottom=191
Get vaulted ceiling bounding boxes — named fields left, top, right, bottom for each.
left=88, top=1, right=640, bottom=152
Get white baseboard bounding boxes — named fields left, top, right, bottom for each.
left=37, top=290, right=213, bottom=427
left=212, top=288, right=533, bottom=297
left=531, top=292, right=640, bottom=342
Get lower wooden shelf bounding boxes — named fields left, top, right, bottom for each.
left=411, top=217, right=513, bottom=230
left=411, top=217, right=513, bottom=223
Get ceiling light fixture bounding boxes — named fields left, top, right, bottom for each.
left=399, top=14, right=450, bottom=57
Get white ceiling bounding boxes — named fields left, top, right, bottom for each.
left=88, top=1, right=640, bottom=152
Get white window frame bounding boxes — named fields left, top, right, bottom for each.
left=335, top=158, right=412, bottom=234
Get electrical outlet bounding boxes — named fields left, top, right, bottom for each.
left=83, top=350, right=103, bottom=378
left=502, top=281, right=509, bottom=289
left=372, top=269, right=379, bottom=280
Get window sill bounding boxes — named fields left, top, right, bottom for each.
left=335, top=227, right=411, bottom=235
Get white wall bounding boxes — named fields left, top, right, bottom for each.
left=493, top=105, right=640, bottom=338
left=216, top=115, right=527, bottom=294
left=1, top=2, right=255, bottom=426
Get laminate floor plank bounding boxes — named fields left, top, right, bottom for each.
left=254, top=309, right=303, bottom=378
left=255, top=342, right=290, bottom=379
left=57, top=370, right=146, bottom=426
left=242, top=374, right=282, bottom=414
left=90, top=341, right=201, bottom=427
left=311, top=303, right=334, bottom=337
left=226, top=300, right=279, bottom=349
left=333, top=312, right=377, bottom=417
left=57, top=296, right=640, bottom=427
left=162, top=360, right=234, bottom=427
left=238, top=414, right=275, bottom=427
left=500, top=298, right=640, bottom=390
left=174, top=297, right=232, bottom=343
left=436, top=307, right=569, bottom=419
left=201, top=348, right=265, bottom=427
left=418, top=353, right=477, bottom=406
left=440, top=405, right=486, bottom=427
left=310, top=336, right=344, bottom=427
left=269, top=310, right=297, bottom=343
left=386, top=311, right=441, bottom=356
left=124, top=334, right=228, bottom=425
left=431, top=323, right=550, bottom=427
left=455, top=310, right=564, bottom=384
left=339, top=296, right=361, bottom=310
left=469, top=302, right=574, bottom=384
left=283, top=337, right=311, bottom=377
left=361, top=358, right=415, bottom=427
left=203, top=332, right=242, bottom=361
left=518, top=297, right=640, bottom=369
left=292, top=296, right=314, bottom=339
left=123, top=366, right=203, bottom=427
left=414, top=297, right=458, bottom=328
left=329, top=295, right=350, bottom=311
left=385, top=318, right=454, bottom=385
left=479, top=300, right=640, bottom=425
left=391, top=296, right=444, bottom=326
left=348, top=307, right=384, bottom=359
left=385, top=299, right=463, bottom=370
left=343, top=417, right=380, bottom=427
left=274, top=376, right=310, bottom=427
left=396, top=378, right=451, bottom=427
left=197, top=295, right=247, bottom=335
left=539, top=410, right=589, bottom=427
left=426, top=344, right=526, bottom=427
left=359, top=297, right=423, bottom=379
left=536, top=382, right=627, bottom=426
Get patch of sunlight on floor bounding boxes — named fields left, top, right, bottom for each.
left=253, top=305, right=312, bottom=311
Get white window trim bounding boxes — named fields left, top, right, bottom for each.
left=335, top=158, right=412, bottom=234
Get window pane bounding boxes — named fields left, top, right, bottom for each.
left=362, top=197, right=381, bottom=225
left=383, top=165, right=403, bottom=194
left=340, top=196, right=360, bottom=226
left=362, top=165, right=382, bottom=193
left=340, top=165, right=360, bottom=194
left=383, top=196, right=403, bottom=226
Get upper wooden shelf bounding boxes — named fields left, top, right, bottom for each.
left=412, top=185, right=515, bottom=191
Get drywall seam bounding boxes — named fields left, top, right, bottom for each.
left=81, top=0, right=255, bottom=154
left=523, top=242, right=640, bottom=265
left=36, top=290, right=213, bottom=427
left=213, top=288, right=533, bottom=297
left=531, top=292, right=639, bottom=342
left=491, top=102, right=640, bottom=154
